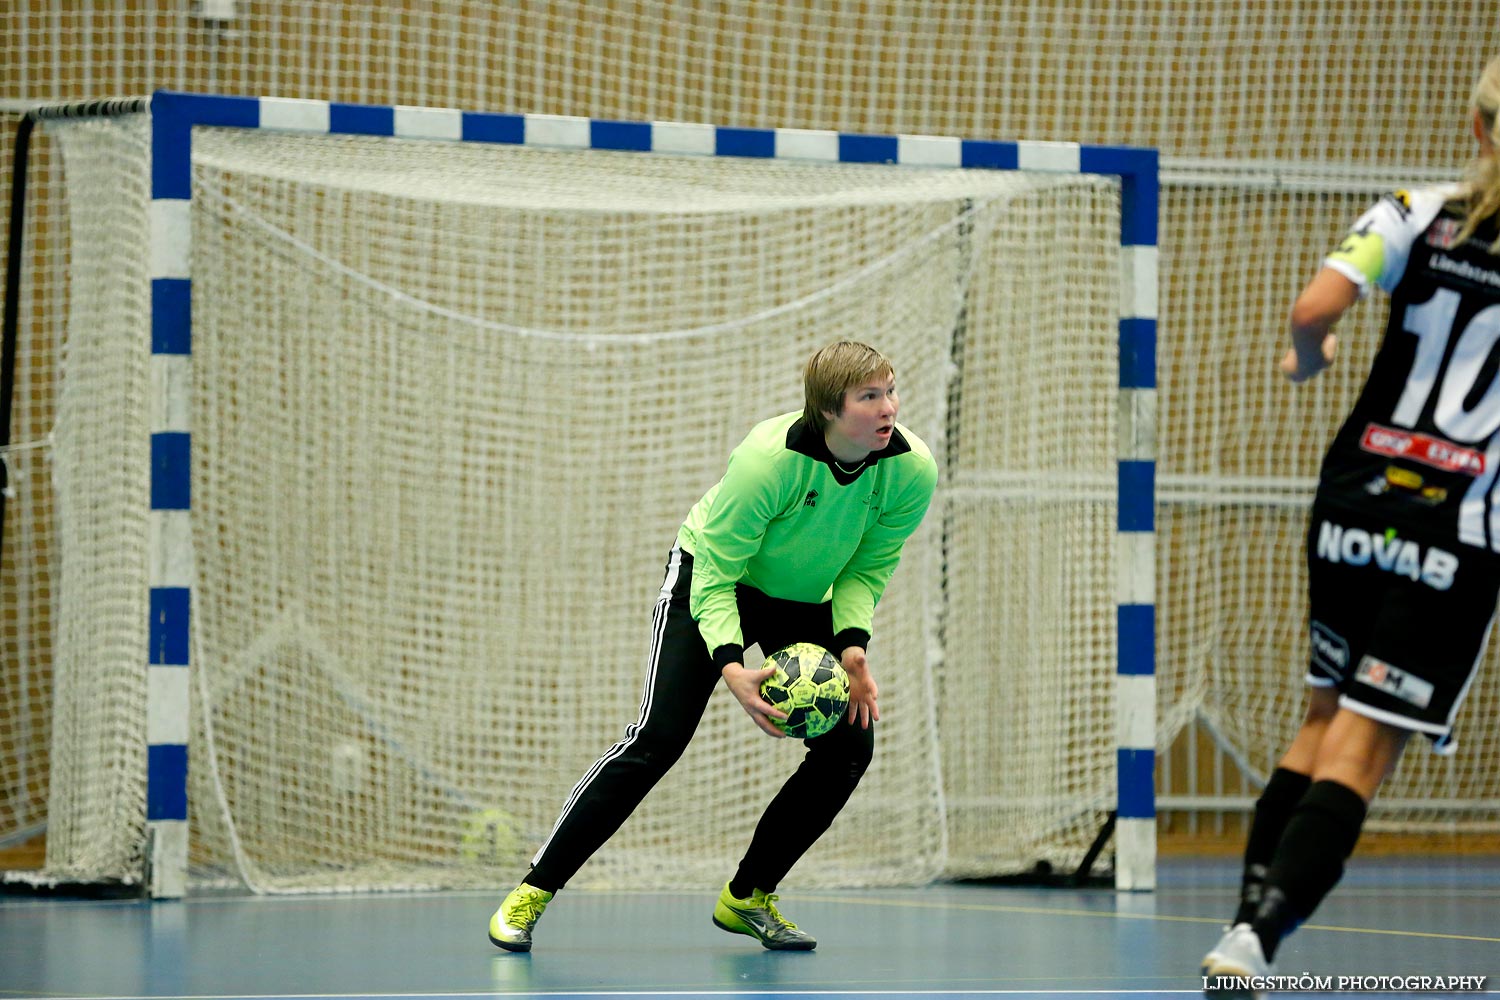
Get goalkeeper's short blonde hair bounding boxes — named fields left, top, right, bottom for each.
left=802, top=341, right=895, bottom=434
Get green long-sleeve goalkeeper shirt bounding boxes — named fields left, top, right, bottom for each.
left=675, top=410, right=938, bottom=668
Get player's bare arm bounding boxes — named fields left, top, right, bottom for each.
left=1281, top=267, right=1359, bottom=382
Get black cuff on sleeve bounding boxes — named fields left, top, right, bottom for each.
left=832, top=628, right=870, bottom=657
left=712, top=643, right=746, bottom=670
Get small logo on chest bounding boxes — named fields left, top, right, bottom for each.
left=803, top=490, right=818, bottom=507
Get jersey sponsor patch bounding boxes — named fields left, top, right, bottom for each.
left=1426, top=216, right=1463, bottom=250
left=1359, top=423, right=1485, bottom=476
left=1429, top=251, right=1500, bottom=290
left=1314, top=519, right=1459, bottom=590
left=1310, top=620, right=1350, bottom=674
left=1365, top=465, right=1449, bottom=505
left=1355, top=654, right=1434, bottom=709
left=1385, top=465, right=1423, bottom=490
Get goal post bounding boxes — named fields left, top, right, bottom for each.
left=14, top=90, right=1159, bottom=897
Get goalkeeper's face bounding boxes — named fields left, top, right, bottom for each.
left=823, top=375, right=899, bottom=460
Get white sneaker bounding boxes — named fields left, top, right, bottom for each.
left=1200, top=923, right=1271, bottom=999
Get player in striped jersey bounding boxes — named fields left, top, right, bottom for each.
left=1202, top=55, right=1500, bottom=995
left=487, top=341, right=937, bottom=953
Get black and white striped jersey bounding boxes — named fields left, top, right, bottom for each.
left=1317, top=185, right=1500, bottom=551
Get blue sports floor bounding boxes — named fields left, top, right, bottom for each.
left=1, top=857, right=1496, bottom=999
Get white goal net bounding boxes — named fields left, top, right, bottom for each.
left=16, top=111, right=1124, bottom=892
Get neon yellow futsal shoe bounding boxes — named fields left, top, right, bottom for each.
left=488, top=882, right=553, bottom=952
left=712, top=881, right=816, bottom=950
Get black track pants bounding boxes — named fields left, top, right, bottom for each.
left=527, top=547, right=874, bottom=892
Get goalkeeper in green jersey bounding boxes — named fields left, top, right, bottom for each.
left=487, top=340, right=938, bottom=953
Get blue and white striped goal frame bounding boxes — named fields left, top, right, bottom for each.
left=144, top=90, right=1157, bottom=897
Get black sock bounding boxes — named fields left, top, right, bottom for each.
left=1251, top=779, right=1367, bottom=960
left=1235, top=767, right=1311, bottom=925
left=728, top=874, right=758, bottom=900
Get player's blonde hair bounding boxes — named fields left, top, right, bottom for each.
left=1458, top=54, right=1500, bottom=253
left=802, top=341, right=895, bottom=433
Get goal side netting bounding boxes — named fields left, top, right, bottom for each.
left=17, top=111, right=1123, bottom=893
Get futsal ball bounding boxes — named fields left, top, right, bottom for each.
left=758, top=642, right=850, bottom=739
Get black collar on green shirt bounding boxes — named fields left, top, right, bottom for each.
left=785, top=417, right=911, bottom=487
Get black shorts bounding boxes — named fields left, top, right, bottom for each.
left=1305, top=499, right=1500, bottom=751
